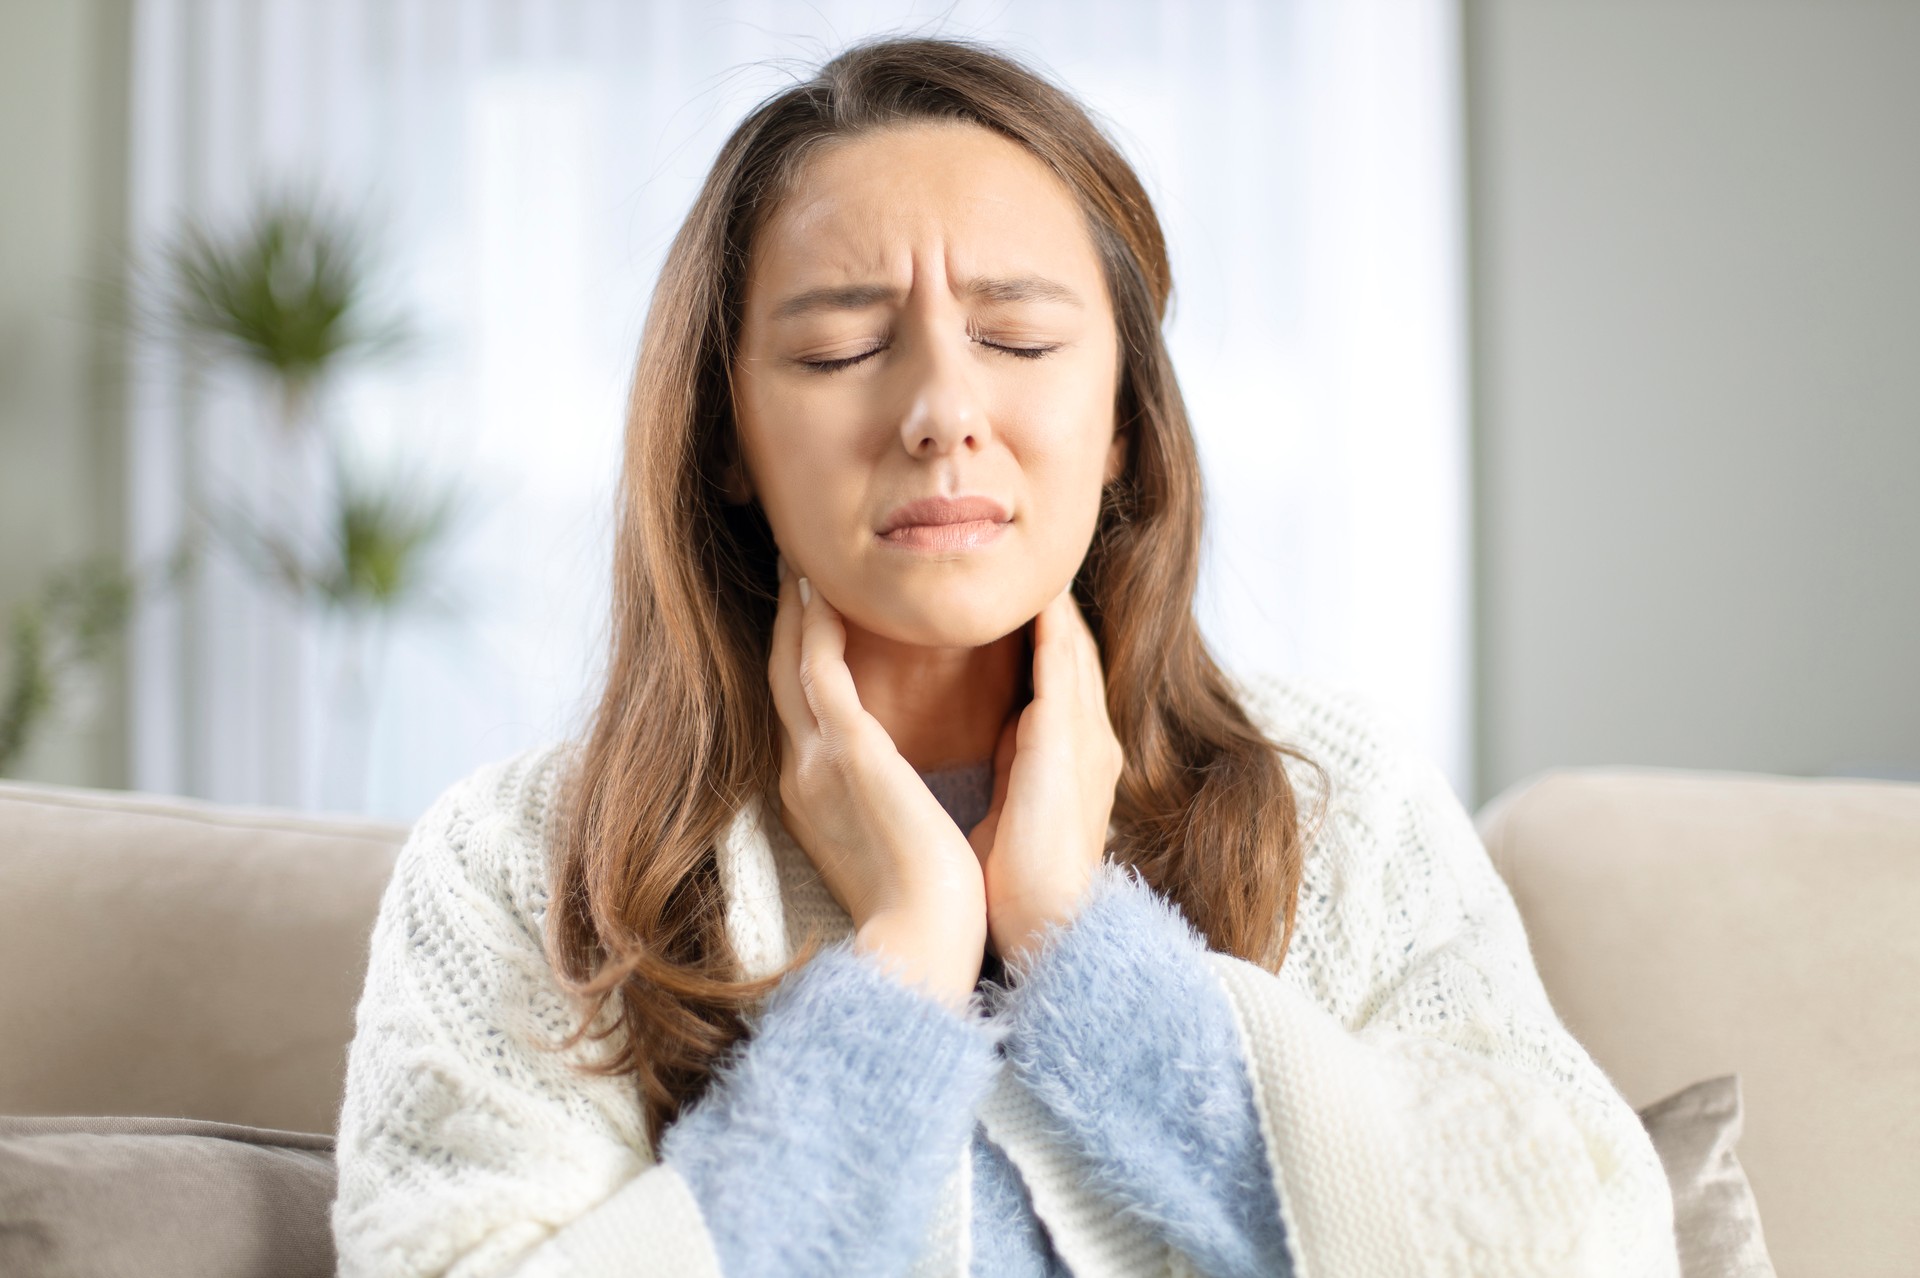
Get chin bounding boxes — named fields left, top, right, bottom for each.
left=857, top=583, right=1035, bottom=649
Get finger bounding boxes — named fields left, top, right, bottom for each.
left=992, top=709, right=1018, bottom=801
left=1046, top=587, right=1111, bottom=727
left=967, top=712, right=1019, bottom=857
left=1069, top=613, right=1121, bottom=776
left=794, top=577, right=867, bottom=737
left=1030, top=588, right=1080, bottom=706
left=1056, top=596, right=1122, bottom=771
left=1062, top=590, right=1107, bottom=710
left=768, top=559, right=815, bottom=737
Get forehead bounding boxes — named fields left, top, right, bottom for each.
left=745, top=120, right=1106, bottom=300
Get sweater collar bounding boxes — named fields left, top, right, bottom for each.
left=715, top=784, right=1124, bottom=985
left=715, top=787, right=847, bottom=982
left=710, top=784, right=1171, bottom=1278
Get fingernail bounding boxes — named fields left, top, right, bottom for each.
left=797, top=576, right=812, bottom=605
left=777, top=553, right=789, bottom=582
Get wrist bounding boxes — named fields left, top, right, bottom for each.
left=987, top=864, right=1098, bottom=969
left=854, top=907, right=986, bottom=1011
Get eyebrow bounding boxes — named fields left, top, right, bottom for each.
left=768, top=273, right=1085, bottom=320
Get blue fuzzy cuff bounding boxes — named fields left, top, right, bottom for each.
left=660, top=938, right=1001, bottom=1278
left=985, top=860, right=1296, bottom=1278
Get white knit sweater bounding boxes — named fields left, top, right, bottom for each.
left=331, top=671, right=1680, bottom=1277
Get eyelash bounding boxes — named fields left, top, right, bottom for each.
left=799, top=339, right=1059, bottom=373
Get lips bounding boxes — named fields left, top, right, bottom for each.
left=877, top=495, right=1011, bottom=536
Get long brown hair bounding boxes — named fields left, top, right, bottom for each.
left=545, top=34, right=1327, bottom=1149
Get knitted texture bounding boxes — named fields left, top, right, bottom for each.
left=658, top=939, right=999, bottom=1278
left=989, top=859, right=1295, bottom=1278
left=969, top=1128, right=1062, bottom=1277
left=1205, top=674, right=1682, bottom=1278
left=920, top=758, right=1067, bottom=1276
left=330, top=746, right=724, bottom=1278
left=331, top=671, right=1681, bottom=1277
left=918, top=759, right=996, bottom=834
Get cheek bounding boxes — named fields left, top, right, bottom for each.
left=1010, top=362, right=1118, bottom=491
left=1002, top=386, right=1116, bottom=568
left=734, top=382, right=866, bottom=549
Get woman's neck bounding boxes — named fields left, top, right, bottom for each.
left=838, top=622, right=1027, bottom=772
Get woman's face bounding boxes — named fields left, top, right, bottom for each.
left=731, top=120, right=1126, bottom=649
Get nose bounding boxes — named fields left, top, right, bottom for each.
left=896, top=309, right=990, bottom=459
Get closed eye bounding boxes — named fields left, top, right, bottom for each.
left=977, top=338, right=1059, bottom=360
left=797, top=346, right=885, bottom=373
left=796, top=338, right=1061, bottom=374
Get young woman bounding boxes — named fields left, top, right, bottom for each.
left=331, top=36, right=1679, bottom=1278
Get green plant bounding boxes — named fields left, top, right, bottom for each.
left=194, top=441, right=471, bottom=617
left=324, top=458, right=468, bottom=612
left=22, top=187, right=476, bottom=804
left=139, top=189, right=465, bottom=620
left=154, top=192, right=414, bottom=427
left=0, top=548, right=195, bottom=776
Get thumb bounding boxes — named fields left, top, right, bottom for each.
left=967, top=712, right=1021, bottom=861
left=991, top=707, right=1019, bottom=797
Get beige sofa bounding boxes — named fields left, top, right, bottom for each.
left=1, top=765, right=1915, bottom=1276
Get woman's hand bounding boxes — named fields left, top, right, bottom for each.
left=965, top=586, right=1125, bottom=969
left=768, top=556, right=987, bottom=1008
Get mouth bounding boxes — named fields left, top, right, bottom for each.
left=878, top=519, right=1010, bottom=551
left=876, top=494, right=1013, bottom=552
left=877, top=494, right=1011, bottom=534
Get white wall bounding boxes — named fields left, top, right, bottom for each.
left=0, top=0, right=131, bottom=786
left=1466, top=0, right=1920, bottom=807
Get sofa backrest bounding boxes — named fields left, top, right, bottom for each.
left=1477, top=767, right=1920, bottom=1278
left=0, top=779, right=407, bottom=1137
left=5, top=766, right=1915, bottom=1275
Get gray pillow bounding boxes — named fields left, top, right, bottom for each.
left=0, top=1114, right=335, bottom=1278
left=1635, top=1074, right=1777, bottom=1278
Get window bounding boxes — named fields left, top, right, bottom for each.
left=126, top=0, right=1467, bottom=818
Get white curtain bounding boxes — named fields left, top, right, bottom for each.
left=125, top=0, right=1468, bottom=820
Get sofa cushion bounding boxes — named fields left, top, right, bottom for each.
left=0, top=779, right=408, bottom=1134
left=0, top=1114, right=334, bottom=1278
left=1476, top=767, right=1920, bottom=1276
left=1637, top=1075, right=1776, bottom=1278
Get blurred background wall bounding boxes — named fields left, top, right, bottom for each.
left=0, top=0, right=133, bottom=789
left=1464, top=0, right=1920, bottom=801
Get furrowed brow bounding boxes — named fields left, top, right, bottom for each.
left=769, top=274, right=1084, bottom=320
left=769, top=283, right=903, bottom=320
left=964, top=274, right=1085, bottom=308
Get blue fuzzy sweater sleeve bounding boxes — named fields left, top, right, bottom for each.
left=987, top=860, right=1297, bottom=1278
left=658, top=939, right=999, bottom=1278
